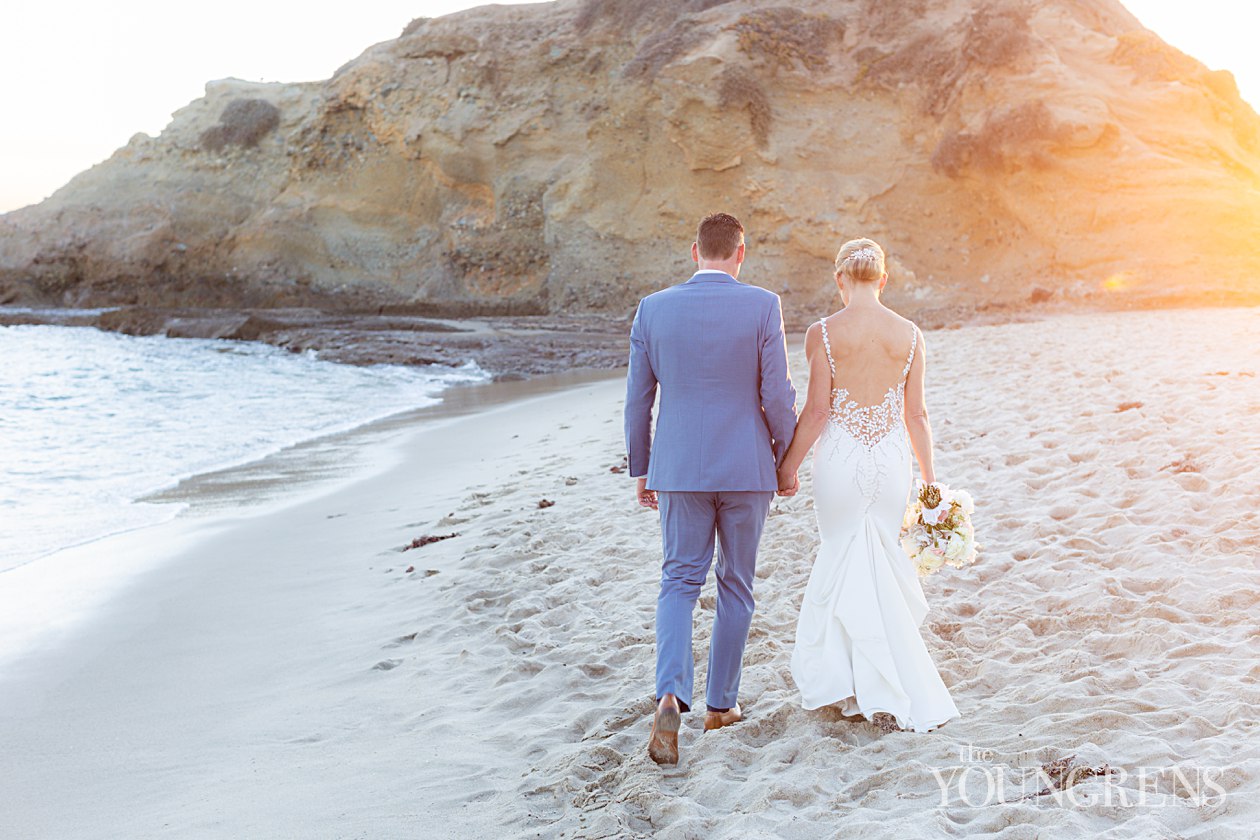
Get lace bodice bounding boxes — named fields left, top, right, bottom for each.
left=819, top=319, right=917, bottom=449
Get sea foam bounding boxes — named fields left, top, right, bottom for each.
left=0, top=324, right=487, bottom=572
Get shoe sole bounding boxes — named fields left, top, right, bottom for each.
left=648, top=706, right=681, bottom=765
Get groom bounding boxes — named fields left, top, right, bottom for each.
left=624, top=212, right=798, bottom=765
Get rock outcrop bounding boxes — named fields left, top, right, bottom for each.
left=2, top=0, right=1258, bottom=322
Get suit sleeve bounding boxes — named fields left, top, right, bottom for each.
left=759, top=294, right=799, bottom=467
left=624, top=300, right=658, bottom=478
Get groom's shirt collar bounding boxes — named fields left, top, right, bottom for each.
left=687, top=269, right=738, bottom=283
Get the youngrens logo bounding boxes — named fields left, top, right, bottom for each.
left=928, top=745, right=1229, bottom=807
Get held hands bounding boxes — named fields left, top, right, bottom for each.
left=777, top=467, right=799, bottom=497
left=636, top=477, right=659, bottom=510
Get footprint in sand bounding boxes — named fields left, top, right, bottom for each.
left=288, top=733, right=326, bottom=744
left=1172, top=472, right=1211, bottom=493
left=382, top=632, right=418, bottom=649
left=373, top=659, right=403, bottom=671
left=577, top=662, right=611, bottom=678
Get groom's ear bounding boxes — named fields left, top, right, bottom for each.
left=691, top=241, right=700, bottom=264
left=736, top=241, right=746, bottom=263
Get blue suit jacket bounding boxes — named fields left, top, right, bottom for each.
left=624, top=271, right=798, bottom=492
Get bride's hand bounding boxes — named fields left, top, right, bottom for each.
left=777, top=467, right=799, bottom=497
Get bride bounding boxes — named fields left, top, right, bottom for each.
left=776, top=238, right=960, bottom=733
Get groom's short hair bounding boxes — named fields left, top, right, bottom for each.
left=696, top=212, right=744, bottom=260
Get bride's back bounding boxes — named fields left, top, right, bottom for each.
left=821, top=307, right=916, bottom=406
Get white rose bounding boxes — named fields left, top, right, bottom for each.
left=961, top=533, right=978, bottom=565
left=953, top=489, right=975, bottom=515
left=917, top=547, right=945, bottom=574
left=945, top=532, right=967, bottom=563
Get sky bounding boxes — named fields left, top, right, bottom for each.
left=1, top=0, right=1257, bottom=214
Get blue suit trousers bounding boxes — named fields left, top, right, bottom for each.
left=655, top=490, right=774, bottom=713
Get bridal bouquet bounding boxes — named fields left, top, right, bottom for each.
left=900, top=480, right=980, bottom=577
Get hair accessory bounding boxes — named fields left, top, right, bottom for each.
left=847, top=246, right=881, bottom=263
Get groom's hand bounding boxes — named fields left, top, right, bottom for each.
left=636, top=477, right=659, bottom=510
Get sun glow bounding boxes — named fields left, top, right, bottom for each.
left=1123, top=1, right=1260, bottom=111
left=1102, top=273, right=1136, bottom=293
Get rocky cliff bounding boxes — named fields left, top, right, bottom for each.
left=2, top=0, right=1258, bottom=323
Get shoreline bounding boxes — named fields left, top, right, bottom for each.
left=135, top=365, right=623, bottom=516
left=0, top=367, right=621, bottom=672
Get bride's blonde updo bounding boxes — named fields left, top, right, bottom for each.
left=835, top=238, right=886, bottom=283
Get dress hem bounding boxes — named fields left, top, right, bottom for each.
left=800, top=694, right=960, bottom=733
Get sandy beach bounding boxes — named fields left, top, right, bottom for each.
left=2, top=306, right=1258, bottom=839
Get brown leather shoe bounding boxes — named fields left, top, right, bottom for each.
left=703, top=703, right=743, bottom=732
left=648, top=694, right=681, bottom=765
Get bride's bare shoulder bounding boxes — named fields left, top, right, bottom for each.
left=887, top=309, right=921, bottom=339
left=803, top=319, right=822, bottom=342
left=803, top=316, right=832, bottom=351
left=809, top=311, right=845, bottom=337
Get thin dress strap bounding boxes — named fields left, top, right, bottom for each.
left=818, top=319, right=836, bottom=377
left=900, top=324, right=918, bottom=380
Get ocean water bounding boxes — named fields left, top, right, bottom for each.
left=0, top=324, right=488, bottom=573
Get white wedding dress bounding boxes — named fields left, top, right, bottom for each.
left=790, top=319, right=960, bottom=732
